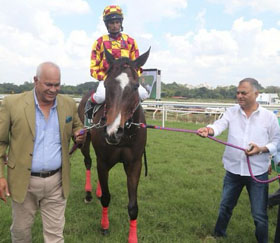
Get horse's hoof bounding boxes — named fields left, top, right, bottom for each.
left=101, top=228, right=109, bottom=236
left=84, top=192, right=93, bottom=203
left=84, top=198, right=92, bottom=204
left=84, top=195, right=93, bottom=203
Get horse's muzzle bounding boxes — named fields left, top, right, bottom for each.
left=104, top=127, right=124, bottom=145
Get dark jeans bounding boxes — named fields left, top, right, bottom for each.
left=275, top=205, right=280, bottom=243
left=214, top=171, right=268, bottom=243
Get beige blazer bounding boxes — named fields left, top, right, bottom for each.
left=0, top=90, right=83, bottom=203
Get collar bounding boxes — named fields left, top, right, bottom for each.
left=238, top=103, right=261, bottom=116
left=109, top=33, right=122, bottom=40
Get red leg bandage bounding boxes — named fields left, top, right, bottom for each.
left=96, top=180, right=102, bottom=198
left=128, top=219, right=138, bottom=243
left=85, top=170, right=92, bottom=192
left=101, top=207, right=109, bottom=230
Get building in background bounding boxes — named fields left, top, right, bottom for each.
left=257, top=93, right=280, bottom=105
left=140, top=69, right=161, bottom=100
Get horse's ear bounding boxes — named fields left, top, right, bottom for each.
left=133, top=47, right=151, bottom=68
left=104, top=46, right=115, bottom=66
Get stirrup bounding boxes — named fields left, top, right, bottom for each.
left=84, top=102, right=103, bottom=127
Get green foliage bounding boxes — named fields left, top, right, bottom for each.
left=264, top=86, right=280, bottom=94
left=0, top=81, right=279, bottom=100
left=0, top=120, right=279, bottom=242
left=161, top=83, right=239, bottom=100
left=0, top=83, right=21, bottom=94
left=0, top=81, right=99, bottom=96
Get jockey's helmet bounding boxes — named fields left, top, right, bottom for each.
left=103, top=5, right=123, bottom=23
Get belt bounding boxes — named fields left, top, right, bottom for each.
left=31, top=168, right=60, bottom=178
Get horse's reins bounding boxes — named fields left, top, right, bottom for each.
left=69, top=120, right=106, bottom=155
left=70, top=103, right=148, bottom=170
left=70, top=123, right=280, bottom=183
left=140, top=124, right=280, bottom=184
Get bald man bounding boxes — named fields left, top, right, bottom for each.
left=0, top=62, right=84, bottom=242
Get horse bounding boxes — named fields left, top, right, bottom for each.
left=78, top=47, right=150, bottom=243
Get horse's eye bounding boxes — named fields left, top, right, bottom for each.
left=133, top=83, right=139, bottom=91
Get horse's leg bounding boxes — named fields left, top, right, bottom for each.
left=96, top=180, right=102, bottom=198
left=80, top=132, right=93, bottom=203
left=124, top=159, right=142, bottom=243
left=97, top=161, right=110, bottom=235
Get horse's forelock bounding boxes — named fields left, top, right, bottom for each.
left=116, top=72, right=130, bottom=90
left=106, top=57, right=137, bottom=79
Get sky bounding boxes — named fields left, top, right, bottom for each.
left=1, top=0, right=280, bottom=87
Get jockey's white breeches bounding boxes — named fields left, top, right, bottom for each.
left=91, top=81, right=149, bottom=104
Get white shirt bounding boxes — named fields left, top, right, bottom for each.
left=273, top=141, right=280, bottom=163
left=208, top=104, right=280, bottom=176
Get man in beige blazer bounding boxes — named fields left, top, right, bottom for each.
left=0, top=62, right=84, bottom=242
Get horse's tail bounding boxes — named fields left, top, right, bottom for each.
left=144, top=148, right=148, bottom=177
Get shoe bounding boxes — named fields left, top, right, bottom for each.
left=268, top=188, right=280, bottom=207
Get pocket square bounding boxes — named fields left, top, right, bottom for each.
left=66, top=116, right=72, bottom=123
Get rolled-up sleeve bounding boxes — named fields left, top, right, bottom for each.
left=265, top=114, right=280, bottom=156
left=207, top=109, right=230, bottom=137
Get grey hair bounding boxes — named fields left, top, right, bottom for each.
left=36, top=62, right=60, bottom=79
left=239, top=78, right=259, bottom=91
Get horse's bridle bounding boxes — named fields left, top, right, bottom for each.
left=101, top=101, right=142, bottom=128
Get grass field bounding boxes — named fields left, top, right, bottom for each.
left=0, top=120, right=279, bottom=243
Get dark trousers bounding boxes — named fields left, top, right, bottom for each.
left=214, top=171, right=268, bottom=243
left=268, top=181, right=280, bottom=242
left=275, top=205, right=280, bottom=243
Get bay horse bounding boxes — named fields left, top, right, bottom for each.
left=78, top=47, right=150, bottom=243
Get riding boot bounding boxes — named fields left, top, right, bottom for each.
left=85, top=93, right=96, bottom=126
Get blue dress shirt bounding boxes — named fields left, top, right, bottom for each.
left=31, top=90, right=62, bottom=172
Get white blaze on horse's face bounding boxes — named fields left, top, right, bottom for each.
left=106, top=72, right=130, bottom=136
left=107, top=113, right=121, bottom=136
left=116, top=72, right=129, bottom=90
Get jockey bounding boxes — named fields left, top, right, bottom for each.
left=85, top=5, right=149, bottom=116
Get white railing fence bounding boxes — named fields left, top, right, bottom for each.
left=1, top=95, right=279, bottom=127
left=142, top=100, right=280, bottom=127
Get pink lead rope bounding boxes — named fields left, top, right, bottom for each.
left=142, top=124, right=280, bottom=184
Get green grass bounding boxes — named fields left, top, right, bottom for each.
left=0, top=120, right=279, bottom=242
